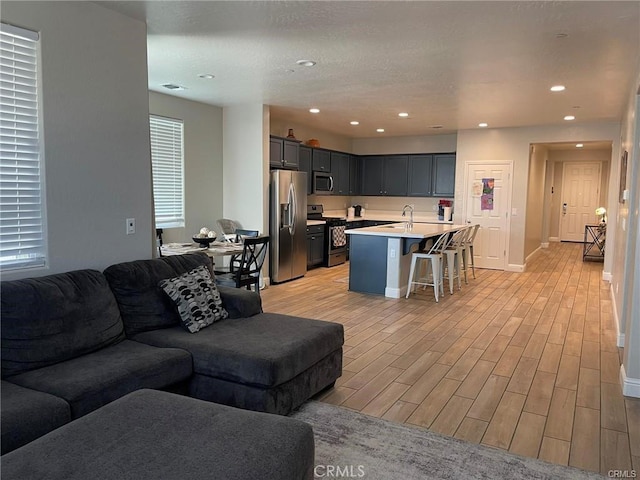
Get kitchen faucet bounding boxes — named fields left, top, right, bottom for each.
left=402, top=204, right=414, bottom=229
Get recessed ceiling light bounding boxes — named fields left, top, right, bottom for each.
left=576, top=143, right=584, bottom=148
left=430, top=125, right=443, bottom=129
left=296, top=60, right=316, bottom=67
left=556, top=33, right=568, bottom=38
left=309, top=108, right=320, bottom=114
left=198, top=74, right=215, bottom=79
left=564, top=115, right=575, bottom=121
left=398, top=112, right=409, bottom=117
left=350, top=121, right=359, bottom=125
left=162, top=83, right=186, bottom=91
left=478, top=123, right=488, bottom=128
left=550, top=85, right=566, bottom=92
left=376, top=128, right=385, bottom=133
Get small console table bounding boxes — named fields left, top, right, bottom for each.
left=583, top=224, right=606, bottom=261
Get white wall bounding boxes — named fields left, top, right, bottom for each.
left=270, top=118, right=352, bottom=152
left=525, top=145, right=548, bottom=258
left=456, top=123, right=621, bottom=268
left=223, top=104, right=269, bottom=234
left=149, top=92, right=223, bottom=243
left=352, top=134, right=457, bottom=155
left=1, top=1, right=152, bottom=281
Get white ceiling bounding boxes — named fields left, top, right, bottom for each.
left=98, top=1, right=640, bottom=138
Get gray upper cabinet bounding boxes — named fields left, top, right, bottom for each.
left=408, top=154, right=433, bottom=196
left=432, top=154, right=456, bottom=197
left=361, top=156, right=385, bottom=195
left=348, top=155, right=360, bottom=195
left=312, top=149, right=331, bottom=172
left=270, top=136, right=300, bottom=169
left=361, top=155, right=408, bottom=196
left=298, top=145, right=312, bottom=194
left=384, top=155, right=408, bottom=196
left=331, top=151, right=350, bottom=195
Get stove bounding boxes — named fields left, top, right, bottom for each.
left=307, top=205, right=347, bottom=267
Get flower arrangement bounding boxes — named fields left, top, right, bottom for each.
left=595, top=207, right=607, bottom=224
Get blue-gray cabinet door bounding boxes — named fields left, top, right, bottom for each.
left=408, top=154, right=433, bottom=196
left=432, top=154, right=456, bottom=197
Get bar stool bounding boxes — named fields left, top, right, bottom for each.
left=442, top=227, right=469, bottom=293
left=405, top=232, right=451, bottom=302
left=463, top=224, right=480, bottom=279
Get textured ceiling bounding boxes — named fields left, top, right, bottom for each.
left=98, top=1, right=640, bottom=138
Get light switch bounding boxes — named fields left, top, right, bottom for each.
left=126, top=218, right=135, bottom=235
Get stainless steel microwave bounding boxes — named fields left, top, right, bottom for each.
left=313, top=171, right=334, bottom=195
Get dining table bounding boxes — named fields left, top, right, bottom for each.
left=160, top=241, right=244, bottom=258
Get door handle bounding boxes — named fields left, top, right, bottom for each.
left=562, top=203, right=567, bottom=215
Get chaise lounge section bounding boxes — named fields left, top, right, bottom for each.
left=104, top=252, right=344, bottom=415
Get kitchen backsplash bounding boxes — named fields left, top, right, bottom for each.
left=308, top=194, right=447, bottom=215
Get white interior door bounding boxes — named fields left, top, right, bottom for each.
left=464, top=162, right=512, bottom=270
left=560, top=162, right=601, bottom=242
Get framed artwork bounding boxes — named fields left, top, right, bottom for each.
left=619, top=150, right=628, bottom=204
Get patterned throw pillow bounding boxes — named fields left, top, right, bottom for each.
left=159, top=265, right=228, bottom=333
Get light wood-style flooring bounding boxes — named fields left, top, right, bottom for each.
left=261, top=242, right=639, bottom=475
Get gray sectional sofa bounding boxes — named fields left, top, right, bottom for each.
left=1, top=252, right=344, bottom=478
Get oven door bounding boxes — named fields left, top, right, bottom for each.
left=313, top=171, right=334, bottom=195
left=326, top=224, right=347, bottom=267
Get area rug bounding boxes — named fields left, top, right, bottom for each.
left=290, top=401, right=603, bottom=480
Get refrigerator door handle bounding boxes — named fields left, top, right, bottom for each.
left=289, top=182, right=296, bottom=236
left=328, top=175, right=334, bottom=192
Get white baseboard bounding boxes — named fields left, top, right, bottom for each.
left=526, top=246, right=542, bottom=264
left=620, top=364, right=640, bottom=398
left=385, top=286, right=403, bottom=299
left=506, top=264, right=525, bottom=272
left=610, top=283, right=625, bottom=347
left=549, top=237, right=560, bottom=242
left=602, top=271, right=612, bottom=282
left=541, top=242, right=549, bottom=248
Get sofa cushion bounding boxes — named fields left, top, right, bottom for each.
left=5, top=340, right=192, bottom=419
left=104, top=253, right=218, bottom=336
left=1, top=389, right=314, bottom=480
left=133, top=312, right=344, bottom=388
left=1, top=269, right=125, bottom=378
left=159, top=265, right=228, bottom=333
left=1, top=380, right=71, bottom=454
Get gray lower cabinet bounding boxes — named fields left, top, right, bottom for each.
left=432, top=154, right=456, bottom=197
left=306, top=225, right=325, bottom=268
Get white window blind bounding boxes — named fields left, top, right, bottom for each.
left=0, top=23, right=46, bottom=271
left=150, top=115, right=184, bottom=228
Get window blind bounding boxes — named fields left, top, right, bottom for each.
left=0, top=23, right=46, bottom=271
left=150, top=115, right=185, bottom=228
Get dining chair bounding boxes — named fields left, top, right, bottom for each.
left=228, top=229, right=259, bottom=271
left=405, top=232, right=451, bottom=302
left=215, top=235, right=269, bottom=296
left=216, top=218, right=240, bottom=241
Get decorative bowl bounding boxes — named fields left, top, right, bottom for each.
left=192, top=236, right=215, bottom=248
left=306, top=138, right=320, bottom=147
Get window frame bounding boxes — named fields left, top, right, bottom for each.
left=0, top=22, right=48, bottom=273
left=149, top=114, right=185, bottom=229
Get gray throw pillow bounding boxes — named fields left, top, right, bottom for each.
left=159, top=265, right=228, bottom=333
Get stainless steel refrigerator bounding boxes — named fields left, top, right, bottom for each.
left=270, top=170, right=307, bottom=283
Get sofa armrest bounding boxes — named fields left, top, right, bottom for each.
left=217, top=286, right=263, bottom=318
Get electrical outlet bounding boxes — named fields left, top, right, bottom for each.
left=364, top=203, right=368, bottom=209
left=390, top=249, right=396, bottom=258
left=126, top=218, right=135, bottom=235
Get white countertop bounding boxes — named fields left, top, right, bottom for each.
left=345, top=222, right=466, bottom=238
left=324, top=209, right=452, bottom=224
left=306, top=220, right=326, bottom=226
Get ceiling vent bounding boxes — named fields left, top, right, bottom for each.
left=162, top=83, right=185, bottom=91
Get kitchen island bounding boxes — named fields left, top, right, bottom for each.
left=345, top=222, right=467, bottom=298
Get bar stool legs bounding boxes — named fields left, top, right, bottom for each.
left=406, top=254, right=443, bottom=302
